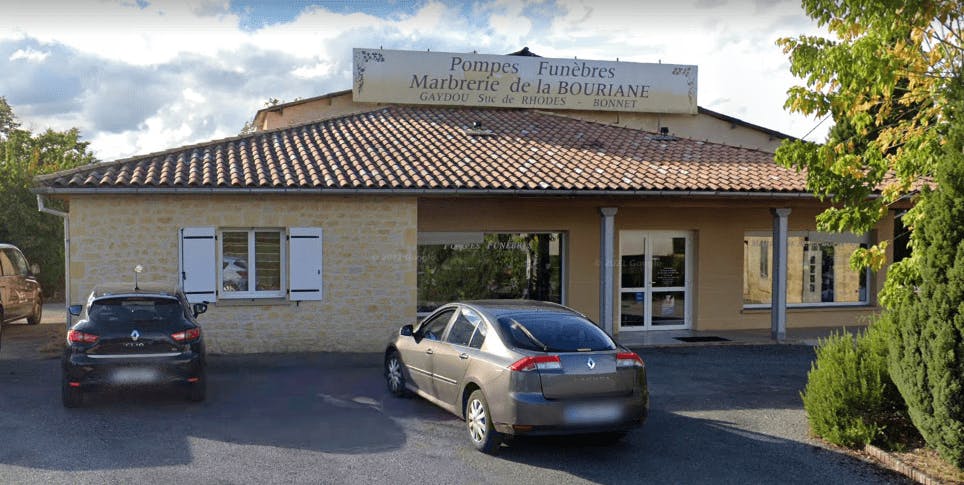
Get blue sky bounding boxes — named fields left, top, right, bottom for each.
left=0, top=0, right=829, bottom=161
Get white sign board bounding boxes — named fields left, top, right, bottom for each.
left=353, top=48, right=697, bottom=114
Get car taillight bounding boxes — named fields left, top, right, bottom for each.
left=616, top=352, right=644, bottom=368
left=67, top=330, right=98, bottom=344
left=172, top=327, right=201, bottom=342
left=509, top=355, right=562, bottom=372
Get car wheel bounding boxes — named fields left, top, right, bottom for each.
left=466, top=390, right=502, bottom=454
left=26, top=298, right=42, bottom=325
left=61, top=374, right=83, bottom=408
left=385, top=351, right=409, bottom=397
left=187, top=371, right=207, bottom=402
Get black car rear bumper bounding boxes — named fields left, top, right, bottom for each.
left=63, top=350, right=204, bottom=389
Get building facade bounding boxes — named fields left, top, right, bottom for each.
left=34, top=91, right=894, bottom=353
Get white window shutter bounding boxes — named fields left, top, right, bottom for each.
left=180, top=227, right=217, bottom=303
left=289, top=227, right=323, bottom=301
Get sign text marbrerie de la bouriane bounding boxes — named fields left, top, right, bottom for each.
left=352, top=48, right=698, bottom=114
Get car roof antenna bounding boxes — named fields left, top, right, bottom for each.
left=134, top=264, right=143, bottom=291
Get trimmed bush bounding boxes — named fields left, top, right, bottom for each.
left=801, top=321, right=915, bottom=449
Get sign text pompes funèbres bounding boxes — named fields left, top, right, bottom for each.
left=352, top=48, right=697, bottom=114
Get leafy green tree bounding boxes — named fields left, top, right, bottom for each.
left=0, top=97, right=96, bottom=299
left=776, top=1, right=961, bottom=270
left=777, top=1, right=964, bottom=467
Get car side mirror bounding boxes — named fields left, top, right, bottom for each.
left=68, top=305, right=82, bottom=317
left=29, top=263, right=40, bottom=275
left=192, top=303, right=208, bottom=318
left=400, top=324, right=414, bottom=337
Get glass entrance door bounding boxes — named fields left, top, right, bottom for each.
left=618, top=231, right=692, bottom=331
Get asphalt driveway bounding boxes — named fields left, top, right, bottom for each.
left=0, top=319, right=907, bottom=484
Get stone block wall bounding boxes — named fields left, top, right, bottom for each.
left=66, top=194, right=417, bottom=353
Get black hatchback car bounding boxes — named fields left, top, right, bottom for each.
left=62, top=284, right=207, bottom=407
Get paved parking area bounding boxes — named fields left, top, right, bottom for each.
left=0, top=317, right=907, bottom=484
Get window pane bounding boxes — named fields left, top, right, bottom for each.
left=222, top=232, right=249, bottom=292
left=652, top=236, right=685, bottom=287
left=417, top=233, right=563, bottom=313
left=651, top=291, right=684, bottom=326
left=446, top=313, right=476, bottom=347
left=497, top=313, right=616, bottom=352
left=620, top=232, right=646, bottom=288
left=744, top=233, right=868, bottom=306
left=620, top=292, right=645, bottom=328
left=255, top=232, right=282, bottom=291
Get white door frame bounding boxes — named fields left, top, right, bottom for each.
left=617, top=230, right=693, bottom=331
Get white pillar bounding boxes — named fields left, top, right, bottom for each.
left=771, top=208, right=791, bottom=342
left=599, top=207, right=618, bottom=335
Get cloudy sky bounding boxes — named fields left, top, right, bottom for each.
left=0, top=0, right=829, bottom=162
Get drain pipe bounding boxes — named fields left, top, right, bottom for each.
left=36, top=194, right=70, bottom=329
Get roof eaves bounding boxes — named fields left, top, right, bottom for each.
left=32, top=185, right=820, bottom=199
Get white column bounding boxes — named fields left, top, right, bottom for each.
left=771, top=208, right=791, bottom=342
left=599, top=207, right=618, bottom=335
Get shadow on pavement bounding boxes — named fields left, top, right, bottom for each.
left=0, top=353, right=414, bottom=471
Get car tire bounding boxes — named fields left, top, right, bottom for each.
left=26, top=297, right=42, bottom=325
left=466, top=390, right=502, bottom=454
left=385, top=351, right=409, bottom=397
left=187, top=371, right=207, bottom=402
left=61, top=374, right=83, bottom=408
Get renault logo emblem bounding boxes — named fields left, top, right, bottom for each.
left=587, top=357, right=595, bottom=370
left=131, top=330, right=140, bottom=341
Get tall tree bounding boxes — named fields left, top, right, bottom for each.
left=0, top=98, right=96, bottom=298
left=776, top=0, right=962, bottom=271
left=777, top=0, right=964, bottom=467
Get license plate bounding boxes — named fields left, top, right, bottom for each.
left=112, top=368, right=160, bottom=384
left=563, top=403, right=622, bottom=425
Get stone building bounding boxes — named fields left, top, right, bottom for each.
left=33, top=51, right=898, bottom=353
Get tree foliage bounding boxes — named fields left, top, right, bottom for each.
left=884, top=90, right=964, bottom=468
left=0, top=97, right=96, bottom=298
left=775, top=0, right=962, bottom=271
left=778, top=1, right=964, bottom=467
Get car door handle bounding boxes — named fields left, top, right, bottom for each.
left=425, top=349, right=434, bottom=355
left=459, top=353, right=469, bottom=360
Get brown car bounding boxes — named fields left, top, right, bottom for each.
left=0, top=244, right=43, bottom=350
left=384, top=300, right=648, bottom=454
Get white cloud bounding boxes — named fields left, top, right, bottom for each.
left=0, top=0, right=832, bottom=161
left=8, top=47, right=49, bottom=62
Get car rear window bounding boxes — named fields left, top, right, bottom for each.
left=496, top=312, right=616, bottom=352
left=88, top=297, right=184, bottom=328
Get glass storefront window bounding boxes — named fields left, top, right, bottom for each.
left=417, top=232, right=563, bottom=313
left=743, top=232, right=869, bottom=307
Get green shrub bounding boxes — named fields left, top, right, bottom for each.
left=886, top=92, right=964, bottom=468
left=801, top=321, right=915, bottom=449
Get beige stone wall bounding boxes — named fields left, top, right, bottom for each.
left=67, top=194, right=417, bottom=353
left=256, top=91, right=784, bottom=153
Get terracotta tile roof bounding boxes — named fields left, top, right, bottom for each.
left=35, top=106, right=808, bottom=194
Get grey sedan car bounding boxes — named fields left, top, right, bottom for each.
left=384, top=300, right=648, bottom=453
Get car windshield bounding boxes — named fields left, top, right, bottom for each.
left=88, top=297, right=184, bottom=328
left=496, top=312, right=616, bottom=352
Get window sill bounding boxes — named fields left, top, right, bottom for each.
left=741, top=304, right=876, bottom=314
left=215, top=298, right=291, bottom=307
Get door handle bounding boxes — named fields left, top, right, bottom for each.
left=425, top=349, right=434, bottom=355
left=459, top=353, right=469, bottom=360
